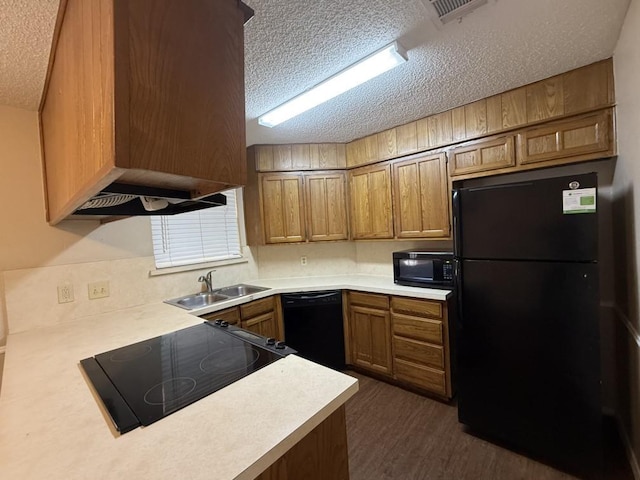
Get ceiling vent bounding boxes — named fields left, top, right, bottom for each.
left=422, top=0, right=488, bottom=24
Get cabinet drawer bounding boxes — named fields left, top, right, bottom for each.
left=392, top=313, right=443, bottom=345
left=201, top=306, right=240, bottom=325
left=349, top=291, right=390, bottom=310
left=393, top=336, right=444, bottom=370
left=391, top=297, right=443, bottom=319
left=394, top=358, right=446, bottom=396
left=240, top=296, right=275, bottom=319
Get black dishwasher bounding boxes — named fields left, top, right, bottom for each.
left=281, top=291, right=345, bottom=370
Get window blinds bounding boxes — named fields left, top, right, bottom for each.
left=150, top=189, right=241, bottom=268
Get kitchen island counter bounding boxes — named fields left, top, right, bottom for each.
left=0, top=303, right=358, bottom=480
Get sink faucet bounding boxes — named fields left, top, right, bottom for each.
left=198, top=270, right=216, bottom=292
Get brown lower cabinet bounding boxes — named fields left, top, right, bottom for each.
left=256, top=406, right=349, bottom=480
left=347, top=291, right=453, bottom=400
left=200, top=296, right=284, bottom=340
left=242, top=311, right=278, bottom=338
left=201, top=291, right=453, bottom=400
left=391, top=296, right=452, bottom=398
left=201, top=306, right=241, bottom=325
left=348, top=292, right=393, bottom=376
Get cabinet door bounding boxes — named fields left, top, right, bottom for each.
left=516, top=111, right=611, bottom=165
left=304, top=172, right=349, bottom=241
left=260, top=174, right=305, bottom=244
left=240, top=296, right=275, bottom=319
left=449, top=135, right=515, bottom=176
left=349, top=164, right=393, bottom=239
left=392, top=153, right=449, bottom=238
left=350, top=305, right=392, bottom=375
left=242, top=311, right=278, bottom=339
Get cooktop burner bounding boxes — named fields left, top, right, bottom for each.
left=81, top=322, right=294, bottom=434
left=199, top=346, right=260, bottom=374
left=143, top=377, right=197, bottom=406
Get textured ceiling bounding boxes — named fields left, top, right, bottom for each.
left=0, top=0, right=631, bottom=147
left=243, top=0, right=630, bottom=145
left=0, top=0, right=59, bottom=109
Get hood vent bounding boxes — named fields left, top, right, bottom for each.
left=423, top=0, right=488, bottom=24
left=73, top=183, right=226, bottom=218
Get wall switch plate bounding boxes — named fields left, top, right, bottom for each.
left=57, top=283, right=74, bottom=304
left=300, top=256, right=308, bottom=266
left=88, top=281, right=110, bottom=300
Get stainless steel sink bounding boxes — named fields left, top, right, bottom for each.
left=167, top=292, right=230, bottom=310
left=165, top=284, right=270, bottom=310
left=214, top=284, right=269, bottom=298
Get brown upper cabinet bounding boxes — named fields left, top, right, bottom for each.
left=449, top=135, right=516, bottom=176
left=259, top=173, right=306, bottom=244
left=349, top=164, right=394, bottom=240
left=344, top=59, right=614, bottom=169
left=450, top=108, right=615, bottom=180
left=246, top=59, right=616, bottom=243
left=40, top=0, right=252, bottom=224
left=305, top=173, right=350, bottom=242
left=392, top=153, right=450, bottom=238
left=244, top=167, right=349, bottom=245
left=516, top=110, right=612, bottom=166
left=254, top=144, right=347, bottom=171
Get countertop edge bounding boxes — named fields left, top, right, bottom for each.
left=186, top=275, right=452, bottom=317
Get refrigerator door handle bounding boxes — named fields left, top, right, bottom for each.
left=454, top=259, right=462, bottom=322
left=452, top=189, right=462, bottom=257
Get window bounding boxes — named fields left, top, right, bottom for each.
left=150, top=188, right=242, bottom=269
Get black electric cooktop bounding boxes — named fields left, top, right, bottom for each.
left=80, top=321, right=295, bottom=434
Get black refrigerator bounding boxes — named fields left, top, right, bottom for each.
left=453, top=172, right=602, bottom=477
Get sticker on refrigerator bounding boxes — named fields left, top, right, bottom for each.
left=563, top=188, right=596, bottom=214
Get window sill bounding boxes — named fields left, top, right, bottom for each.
left=149, top=257, right=249, bottom=277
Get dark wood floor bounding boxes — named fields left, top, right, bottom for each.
left=344, top=371, right=633, bottom=480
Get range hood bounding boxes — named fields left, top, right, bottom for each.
left=72, top=183, right=226, bottom=218
left=39, top=0, right=251, bottom=224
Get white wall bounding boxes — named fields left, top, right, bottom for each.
left=355, top=240, right=452, bottom=276
left=255, top=239, right=454, bottom=279
left=613, top=0, right=640, bottom=471
left=0, top=105, right=258, bottom=341
left=256, top=241, right=356, bottom=278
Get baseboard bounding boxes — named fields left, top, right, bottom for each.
left=615, top=413, right=640, bottom=480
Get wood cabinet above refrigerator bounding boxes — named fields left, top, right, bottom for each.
left=40, top=0, right=253, bottom=224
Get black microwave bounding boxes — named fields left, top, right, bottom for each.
left=392, top=250, right=454, bottom=289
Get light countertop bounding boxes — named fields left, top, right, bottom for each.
left=0, top=303, right=358, bottom=480
left=184, top=274, right=452, bottom=317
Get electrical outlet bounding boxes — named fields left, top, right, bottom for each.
left=300, top=256, right=308, bottom=266
left=57, top=283, right=74, bottom=304
left=88, top=281, right=110, bottom=300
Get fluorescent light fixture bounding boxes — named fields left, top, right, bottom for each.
left=258, top=41, right=408, bottom=128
